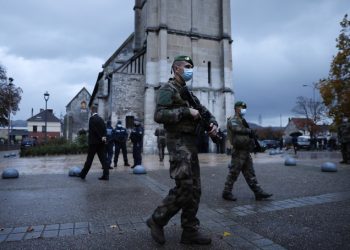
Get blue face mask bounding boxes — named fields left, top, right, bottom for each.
left=181, top=68, right=193, bottom=82
left=240, top=108, right=247, bottom=116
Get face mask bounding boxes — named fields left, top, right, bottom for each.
left=181, top=68, right=193, bottom=82
left=240, top=108, right=247, bottom=116
left=117, top=124, right=122, bottom=127
left=343, top=118, right=348, bottom=123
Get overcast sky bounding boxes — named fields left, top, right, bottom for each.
left=0, top=0, right=348, bottom=127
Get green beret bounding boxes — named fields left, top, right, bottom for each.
left=173, top=55, right=193, bottom=66
left=234, top=101, right=247, bottom=108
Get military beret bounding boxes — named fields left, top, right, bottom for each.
left=173, top=55, right=193, bottom=66
left=234, top=101, right=247, bottom=108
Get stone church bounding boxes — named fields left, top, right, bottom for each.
left=89, top=0, right=234, bottom=153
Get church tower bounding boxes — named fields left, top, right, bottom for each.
left=89, top=0, right=234, bottom=153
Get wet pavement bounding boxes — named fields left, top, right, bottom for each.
left=0, top=150, right=349, bottom=249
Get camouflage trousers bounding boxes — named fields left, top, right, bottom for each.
left=152, top=133, right=201, bottom=231
left=223, top=150, right=262, bottom=194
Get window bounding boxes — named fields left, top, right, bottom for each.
left=33, top=126, right=37, bottom=132
left=208, top=61, right=212, bottom=85
left=126, top=116, right=134, bottom=129
left=42, top=126, right=46, bottom=132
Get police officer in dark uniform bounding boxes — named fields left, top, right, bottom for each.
left=129, top=119, right=143, bottom=168
left=113, top=120, right=130, bottom=167
left=147, top=55, right=217, bottom=245
left=222, top=101, right=272, bottom=201
left=105, top=120, right=114, bottom=169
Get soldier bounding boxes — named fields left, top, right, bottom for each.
left=113, top=121, right=130, bottom=168
left=338, top=117, right=350, bottom=164
left=129, top=119, right=143, bottom=168
left=154, top=126, right=166, bottom=162
left=147, top=55, right=217, bottom=245
left=105, top=120, right=114, bottom=169
left=222, top=101, right=272, bottom=201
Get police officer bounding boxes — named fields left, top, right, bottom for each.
left=338, top=117, right=350, bottom=164
left=113, top=120, right=130, bottom=167
left=154, top=126, right=166, bottom=161
left=105, top=120, right=114, bottom=169
left=222, top=101, right=272, bottom=201
left=129, top=119, right=143, bottom=168
left=147, top=55, right=217, bottom=245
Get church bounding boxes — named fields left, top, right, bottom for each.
left=89, top=0, right=234, bottom=153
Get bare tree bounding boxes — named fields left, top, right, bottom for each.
left=292, top=96, right=327, bottom=136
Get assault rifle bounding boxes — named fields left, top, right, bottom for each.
left=241, top=118, right=262, bottom=153
left=179, top=86, right=220, bottom=144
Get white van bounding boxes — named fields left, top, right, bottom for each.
left=297, top=135, right=311, bottom=150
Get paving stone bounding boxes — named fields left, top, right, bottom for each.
left=12, top=226, right=28, bottom=233
left=42, top=230, right=58, bottom=238
left=219, top=220, right=238, bottom=227
left=24, top=231, right=42, bottom=240
left=6, top=233, right=25, bottom=241
left=45, top=224, right=59, bottom=231
left=74, top=227, right=89, bottom=235
left=89, top=226, right=105, bottom=234
left=252, top=238, right=275, bottom=247
left=60, top=223, right=74, bottom=229
left=133, top=222, right=148, bottom=231
left=59, top=229, right=74, bottom=237
left=30, top=225, right=44, bottom=232
left=75, top=222, right=89, bottom=229
left=117, top=217, right=130, bottom=224
left=224, top=234, right=260, bottom=249
left=0, top=228, right=13, bottom=235
left=118, top=223, right=136, bottom=231
left=261, top=243, right=287, bottom=250
left=0, top=234, right=8, bottom=242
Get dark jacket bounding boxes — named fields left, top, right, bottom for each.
left=130, top=126, right=144, bottom=144
left=115, top=125, right=128, bottom=143
left=88, top=114, right=106, bottom=145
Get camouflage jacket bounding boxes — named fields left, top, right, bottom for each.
left=338, top=121, right=350, bottom=143
left=154, top=78, right=216, bottom=134
left=227, top=114, right=254, bottom=151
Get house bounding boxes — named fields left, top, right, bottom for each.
left=63, top=87, right=91, bottom=141
left=89, top=0, right=234, bottom=153
left=284, top=118, right=316, bottom=137
left=27, top=109, right=61, bottom=142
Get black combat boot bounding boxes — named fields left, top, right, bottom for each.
left=222, top=192, right=237, bottom=201
left=255, top=191, right=273, bottom=201
left=146, top=217, right=165, bottom=245
left=180, top=229, right=212, bottom=245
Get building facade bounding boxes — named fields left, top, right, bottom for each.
left=89, top=0, right=234, bottom=153
left=27, top=109, right=61, bottom=142
left=64, top=87, right=91, bottom=141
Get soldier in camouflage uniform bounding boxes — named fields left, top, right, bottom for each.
left=338, top=117, right=350, bottom=164
left=222, top=101, right=272, bottom=201
left=154, top=127, right=166, bottom=162
left=147, top=55, right=218, bottom=245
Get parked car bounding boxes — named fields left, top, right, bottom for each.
left=257, top=140, right=267, bottom=152
left=21, top=138, right=37, bottom=150
left=297, top=135, right=311, bottom=150
left=262, top=140, right=279, bottom=149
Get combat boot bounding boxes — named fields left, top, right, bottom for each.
left=222, top=192, right=237, bottom=201
left=146, top=217, right=165, bottom=245
left=255, top=191, right=273, bottom=201
left=180, top=230, right=212, bottom=245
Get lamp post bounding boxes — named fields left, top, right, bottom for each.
left=44, top=91, right=50, bottom=143
left=7, top=78, right=14, bottom=145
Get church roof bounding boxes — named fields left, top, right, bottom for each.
left=65, top=87, right=91, bottom=108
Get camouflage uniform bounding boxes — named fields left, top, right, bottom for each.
left=151, top=78, right=217, bottom=231
left=223, top=114, right=264, bottom=195
left=155, top=127, right=166, bottom=161
left=338, top=120, right=350, bottom=163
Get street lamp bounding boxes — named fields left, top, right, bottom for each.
left=7, top=78, right=14, bottom=145
left=44, top=91, right=50, bottom=143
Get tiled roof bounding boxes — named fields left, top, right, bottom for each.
left=27, top=109, right=60, bottom=123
